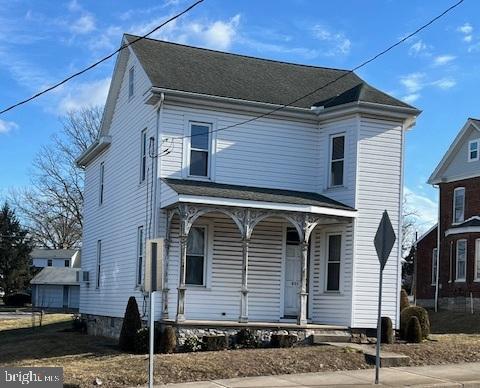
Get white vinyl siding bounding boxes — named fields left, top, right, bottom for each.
left=140, top=129, right=147, bottom=183
left=475, top=239, right=480, bottom=282
left=136, top=226, right=144, bottom=286
left=453, top=187, right=465, bottom=224
left=432, top=248, right=438, bottom=285
left=456, top=239, right=467, bottom=282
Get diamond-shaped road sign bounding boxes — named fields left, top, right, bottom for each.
left=374, top=210, right=396, bottom=271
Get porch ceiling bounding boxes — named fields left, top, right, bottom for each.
left=161, top=178, right=356, bottom=218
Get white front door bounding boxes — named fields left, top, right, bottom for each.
left=284, top=244, right=301, bottom=316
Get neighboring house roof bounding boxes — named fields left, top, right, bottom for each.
left=30, top=267, right=80, bottom=286
left=415, top=224, right=438, bottom=246
left=163, top=178, right=355, bottom=211
left=428, top=118, right=480, bottom=184
left=451, top=216, right=480, bottom=229
left=125, top=34, right=414, bottom=111
left=445, top=216, right=480, bottom=236
left=30, top=248, right=78, bottom=260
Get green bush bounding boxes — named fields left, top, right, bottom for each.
left=202, top=335, right=228, bottom=351
left=183, top=336, right=202, bottom=352
left=236, top=328, right=258, bottom=348
left=381, top=316, right=394, bottom=344
left=400, top=306, right=430, bottom=340
left=400, top=289, right=410, bottom=312
left=72, top=315, right=87, bottom=333
left=134, top=327, right=149, bottom=354
left=270, top=334, right=297, bottom=348
left=3, top=292, right=31, bottom=307
left=160, top=326, right=177, bottom=353
left=405, top=316, right=423, bottom=343
left=119, top=297, right=142, bottom=352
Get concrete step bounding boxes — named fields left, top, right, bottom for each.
left=312, top=334, right=351, bottom=344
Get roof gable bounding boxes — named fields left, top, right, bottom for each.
left=428, top=118, right=480, bottom=184
left=125, top=34, right=414, bottom=111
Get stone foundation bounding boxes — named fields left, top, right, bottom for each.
left=83, top=314, right=124, bottom=339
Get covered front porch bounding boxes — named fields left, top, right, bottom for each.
left=159, top=179, right=357, bottom=327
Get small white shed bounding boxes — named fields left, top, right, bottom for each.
left=31, top=267, right=81, bottom=310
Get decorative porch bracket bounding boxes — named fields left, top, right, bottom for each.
left=166, top=203, right=339, bottom=324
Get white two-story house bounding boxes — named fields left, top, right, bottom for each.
left=77, top=34, right=420, bottom=339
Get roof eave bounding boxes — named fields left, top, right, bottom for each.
left=75, top=136, right=112, bottom=168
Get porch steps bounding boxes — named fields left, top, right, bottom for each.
left=311, top=333, right=352, bottom=344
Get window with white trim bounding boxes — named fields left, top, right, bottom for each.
left=96, top=240, right=102, bottom=289
left=99, top=162, right=105, bottom=205
left=326, top=234, right=342, bottom=291
left=469, top=140, right=479, bottom=162
left=432, top=248, right=438, bottom=285
left=330, top=134, right=345, bottom=187
left=456, top=239, right=467, bottom=281
left=140, top=129, right=147, bottom=183
left=188, top=122, right=211, bottom=177
left=453, top=187, right=465, bottom=224
left=47, top=259, right=52, bottom=267
left=186, top=226, right=207, bottom=286
left=136, top=226, right=144, bottom=286
left=128, top=66, right=134, bottom=98
left=475, top=239, right=480, bottom=281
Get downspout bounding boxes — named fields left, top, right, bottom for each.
left=434, top=184, right=441, bottom=312
left=152, top=92, right=165, bottom=239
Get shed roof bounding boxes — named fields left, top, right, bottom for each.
left=30, top=249, right=78, bottom=260
left=30, top=267, right=80, bottom=286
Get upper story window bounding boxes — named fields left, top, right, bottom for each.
left=128, top=66, right=134, bottom=98
left=47, top=259, right=52, bottom=267
left=326, top=234, right=342, bottom=291
left=99, top=162, right=105, bottom=205
left=468, top=139, right=479, bottom=162
left=432, top=248, right=438, bottom=285
left=456, top=239, right=467, bottom=282
left=140, top=129, right=147, bottom=183
left=188, top=122, right=211, bottom=178
left=64, top=259, right=70, bottom=267
left=186, top=226, right=207, bottom=286
left=453, top=187, right=465, bottom=224
left=330, top=134, right=345, bottom=187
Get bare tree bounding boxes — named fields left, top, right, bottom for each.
left=402, top=194, right=420, bottom=293
left=11, top=106, right=102, bottom=248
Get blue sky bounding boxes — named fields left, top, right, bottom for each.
left=0, top=0, right=478, bottom=230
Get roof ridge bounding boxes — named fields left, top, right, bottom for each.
left=124, top=33, right=351, bottom=73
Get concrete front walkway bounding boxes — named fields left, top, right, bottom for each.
left=159, top=362, right=480, bottom=387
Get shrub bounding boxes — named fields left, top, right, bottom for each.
left=405, top=316, right=423, bottom=343
left=3, top=292, right=31, bottom=306
left=202, top=335, right=228, bottom=351
left=270, top=334, right=297, bottom=348
left=236, top=328, right=258, bottom=348
left=160, top=326, right=177, bottom=353
left=183, top=336, right=202, bottom=352
left=72, top=315, right=87, bottom=333
left=400, top=306, right=430, bottom=340
left=118, top=297, right=142, bottom=352
left=134, top=327, right=150, bottom=354
left=381, top=316, right=394, bottom=344
left=400, top=289, right=410, bottom=312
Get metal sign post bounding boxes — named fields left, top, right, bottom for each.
left=373, top=210, right=396, bottom=385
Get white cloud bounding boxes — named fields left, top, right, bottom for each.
left=70, top=14, right=95, bottom=34
left=433, top=54, right=455, bottom=66
left=408, top=39, right=430, bottom=56
left=431, top=77, right=456, bottom=90
left=203, top=14, right=241, bottom=50
left=67, top=0, right=82, bottom=12
left=312, top=24, right=351, bottom=56
left=402, top=93, right=420, bottom=104
left=457, top=22, right=473, bottom=43
left=404, top=186, right=438, bottom=229
left=57, top=78, right=110, bottom=113
left=400, top=72, right=425, bottom=93
left=0, top=119, right=18, bottom=134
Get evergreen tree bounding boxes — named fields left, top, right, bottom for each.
left=0, top=202, right=33, bottom=295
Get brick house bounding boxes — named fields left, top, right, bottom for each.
left=416, top=118, right=480, bottom=311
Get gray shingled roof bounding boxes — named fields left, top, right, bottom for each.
left=30, top=249, right=78, bottom=260
left=163, top=178, right=355, bottom=211
left=125, top=34, right=416, bottom=111
left=31, top=267, right=80, bottom=285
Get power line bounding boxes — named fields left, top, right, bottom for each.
left=163, top=0, right=464, bottom=144
left=0, top=0, right=204, bottom=115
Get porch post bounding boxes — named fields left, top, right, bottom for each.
left=239, top=237, right=250, bottom=322
left=298, top=240, right=309, bottom=326
left=176, top=232, right=187, bottom=322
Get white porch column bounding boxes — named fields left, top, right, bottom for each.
left=239, top=237, right=250, bottom=322
left=176, top=232, right=188, bottom=322
left=298, top=240, right=309, bottom=326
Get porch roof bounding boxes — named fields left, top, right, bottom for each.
left=161, top=178, right=356, bottom=218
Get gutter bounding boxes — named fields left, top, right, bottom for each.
left=75, top=136, right=112, bottom=168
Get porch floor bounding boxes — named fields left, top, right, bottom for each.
left=159, top=319, right=348, bottom=331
